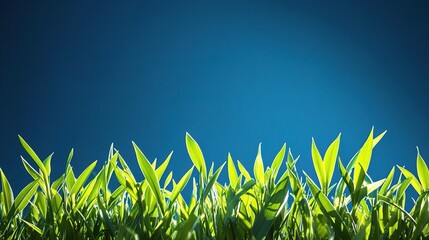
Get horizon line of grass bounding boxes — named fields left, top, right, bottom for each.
left=0, top=128, right=428, bottom=239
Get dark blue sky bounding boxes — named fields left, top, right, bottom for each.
left=1, top=1, right=429, bottom=200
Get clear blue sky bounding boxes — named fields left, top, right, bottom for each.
left=1, top=1, right=429, bottom=205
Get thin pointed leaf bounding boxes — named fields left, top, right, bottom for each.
left=237, top=160, right=252, bottom=181
left=155, top=151, right=172, bottom=180
left=397, top=166, right=422, bottom=194
left=170, top=167, right=193, bottom=205
left=271, top=143, right=286, bottom=181
left=21, top=157, right=41, bottom=180
left=305, top=173, right=351, bottom=239
left=311, top=138, right=325, bottom=191
left=70, top=160, right=97, bottom=195
left=324, top=134, right=340, bottom=190
left=227, top=153, right=239, bottom=187
left=133, top=141, right=165, bottom=213
left=18, top=135, right=47, bottom=178
left=354, top=128, right=374, bottom=189
left=43, top=153, right=53, bottom=177
left=253, top=143, right=265, bottom=185
left=416, top=147, right=429, bottom=190
left=201, top=162, right=225, bottom=203
left=379, top=167, right=395, bottom=196
left=185, top=133, right=207, bottom=181
left=0, top=169, right=14, bottom=214
left=8, top=180, right=38, bottom=218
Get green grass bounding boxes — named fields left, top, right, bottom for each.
left=1, top=128, right=429, bottom=239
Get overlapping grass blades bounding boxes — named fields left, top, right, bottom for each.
left=0, top=129, right=428, bottom=239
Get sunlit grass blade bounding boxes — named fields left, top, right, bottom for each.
left=253, top=143, right=265, bottom=185
left=43, top=153, right=53, bottom=177
left=18, top=135, right=48, bottom=179
left=324, top=134, right=340, bottom=191
left=378, top=194, right=416, bottom=225
left=21, top=218, right=42, bottom=236
left=271, top=143, right=286, bottom=181
left=176, top=213, right=199, bottom=239
left=354, top=128, right=374, bottom=189
left=70, top=160, right=97, bottom=195
left=311, top=138, right=326, bottom=191
left=7, top=180, right=38, bottom=219
left=155, top=151, right=172, bottom=180
left=305, top=172, right=352, bottom=239
left=227, top=153, right=239, bottom=188
left=132, top=141, right=165, bottom=214
left=21, top=157, right=41, bottom=180
left=253, top=173, right=289, bottom=239
left=416, top=147, right=429, bottom=191
left=397, top=166, right=422, bottom=194
left=237, top=160, right=252, bottom=181
left=201, top=162, right=225, bottom=203
left=186, top=133, right=207, bottom=182
left=0, top=169, right=13, bottom=215
left=412, top=197, right=429, bottom=240
left=170, top=166, right=193, bottom=205
left=379, top=167, right=395, bottom=196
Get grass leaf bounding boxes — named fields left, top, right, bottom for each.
left=271, top=143, right=286, bottom=181
left=70, top=160, right=97, bottom=195
left=416, top=147, right=429, bottom=191
left=186, top=133, right=207, bottom=182
left=0, top=169, right=14, bottom=214
left=170, top=167, right=193, bottom=205
left=254, top=143, right=265, bottom=185
left=354, top=128, right=374, bottom=189
left=133, top=141, right=165, bottom=214
left=227, top=153, right=239, bottom=188
left=324, top=134, right=340, bottom=191
left=311, top=138, right=326, bottom=191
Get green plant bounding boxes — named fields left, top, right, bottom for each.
left=0, top=129, right=428, bottom=239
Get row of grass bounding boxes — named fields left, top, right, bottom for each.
left=0, top=128, right=428, bottom=239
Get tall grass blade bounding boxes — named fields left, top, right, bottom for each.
left=254, top=143, right=265, bottom=185
left=186, top=133, right=207, bottom=182
left=0, top=169, right=13, bottom=214
left=227, top=153, right=239, bottom=188
left=18, top=135, right=48, bottom=179
left=311, top=138, right=326, bottom=191
left=416, top=147, right=429, bottom=191
left=132, top=141, right=165, bottom=214
left=170, top=167, right=193, bottom=205
left=324, top=134, right=340, bottom=191
left=354, top=128, right=374, bottom=189
left=271, top=143, right=286, bottom=181
left=70, top=160, right=97, bottom=195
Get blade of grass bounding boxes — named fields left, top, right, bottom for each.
left=18, top=135, right=48, bottom=179
left=254, top=143, right=265, bottom=185
left=70, top=160, right=97, bottom=195
left=7, top=180, right=38, bottom=219
left=227, top=153, right=239, bottom=188
left=170, top=167, right=193, bottom=205
left=0, top=169, right=14, bottom=214
left=186, top=133, right=207, bottom=182
left=305, top=172, right=352, bottom=239
left=397, top=166, right=422, bottom=194
left=271, top=143, right=286, bottom=181
left=237, top=160, right=252, bottom=181
left=311, top=138, right=326, bottom=192
left=324, top=134, right=340, bottom=192
left=133, top=141, right=165, bottom=214
left=416, top=147, right=429, bottom=191
left=354, top=128, right=374, bottom=190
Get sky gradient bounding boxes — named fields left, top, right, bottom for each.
left=1, top=1, right=429, bottom=203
